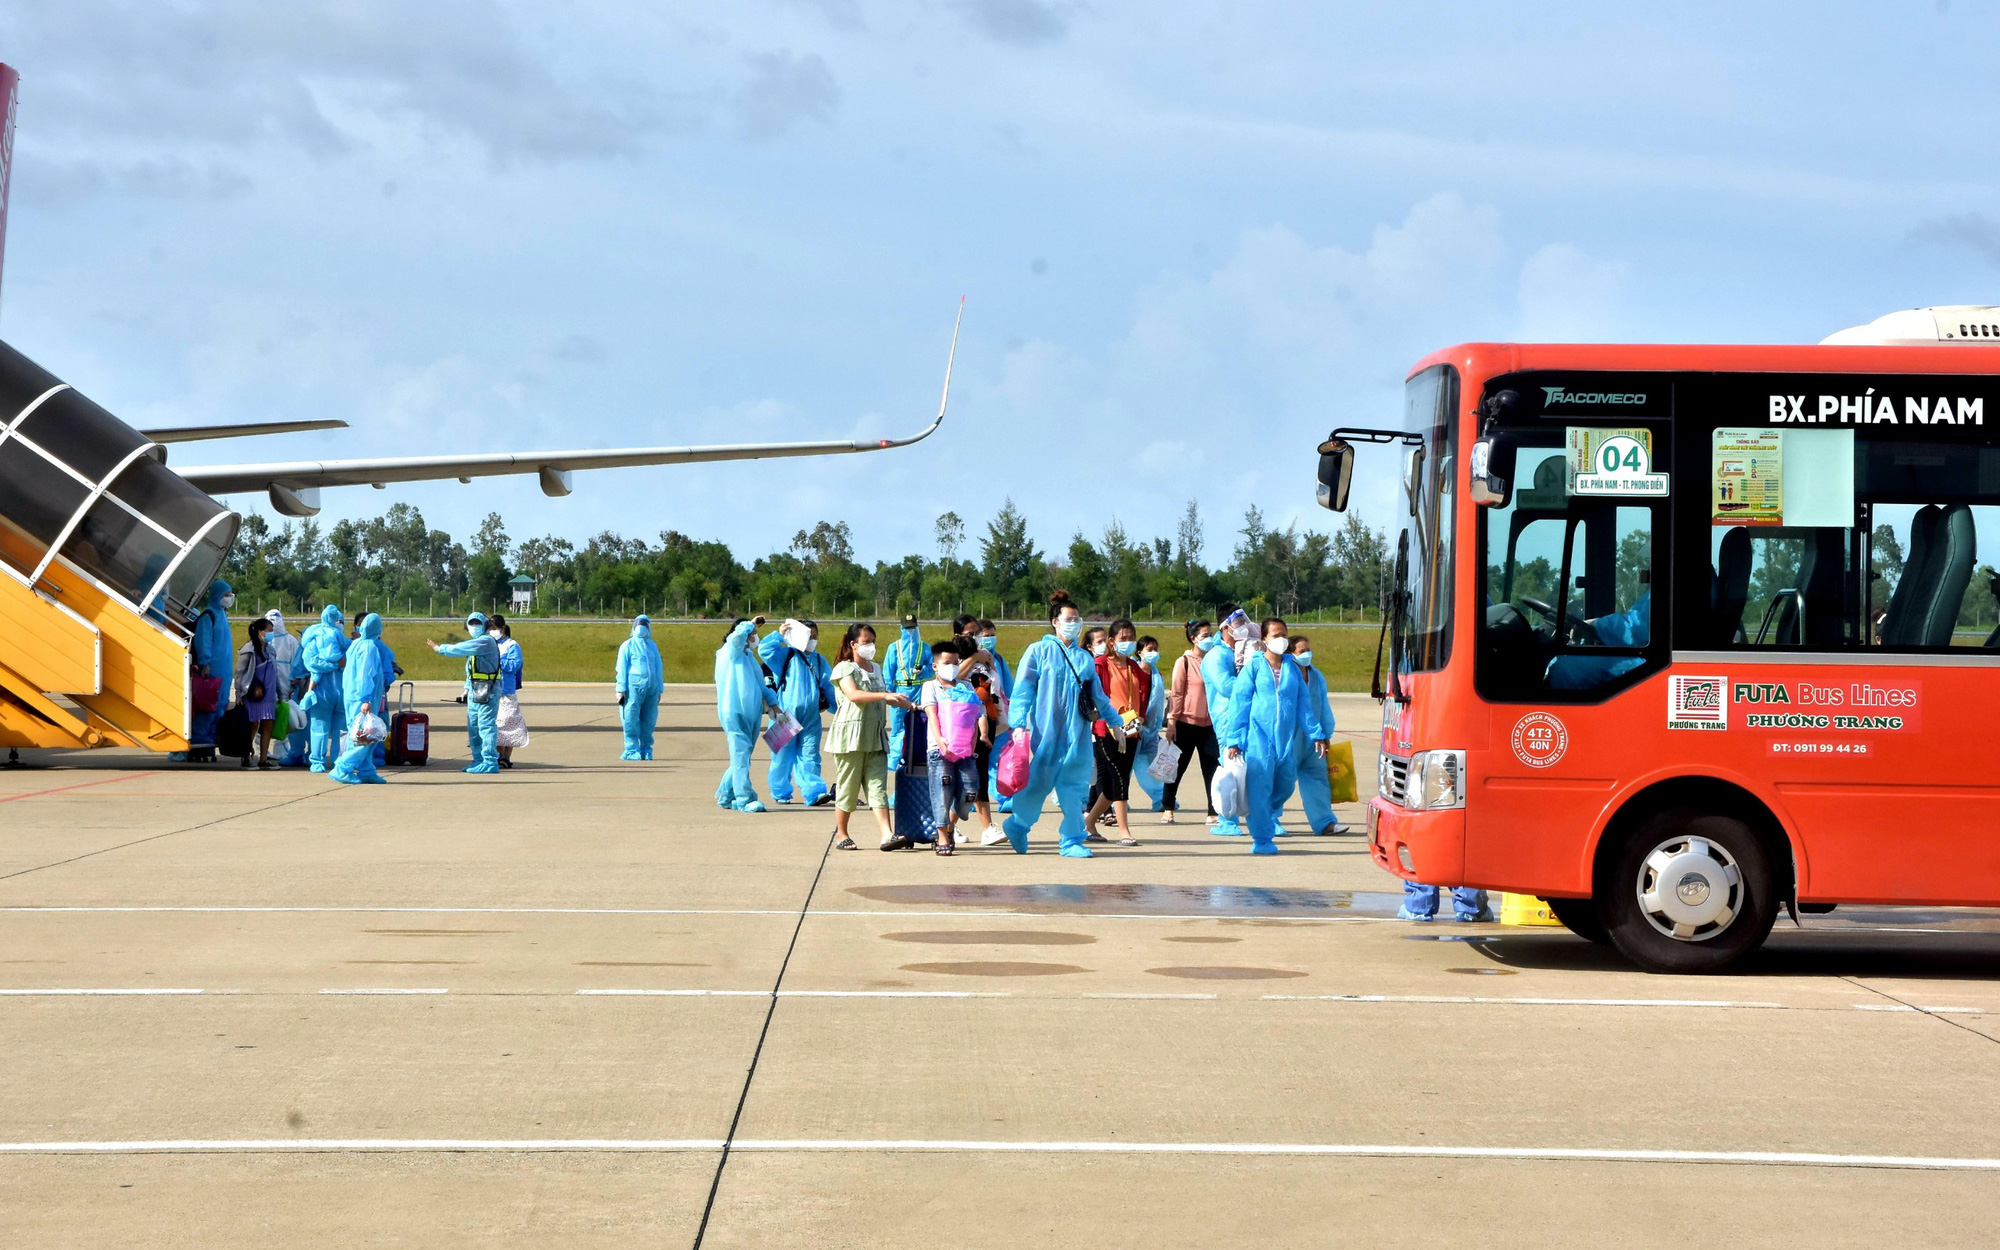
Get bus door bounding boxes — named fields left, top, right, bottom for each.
left=1471, top=423, right=1670, bottom=892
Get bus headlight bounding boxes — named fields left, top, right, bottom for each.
left=1405, top=749, right=1466, bottom=811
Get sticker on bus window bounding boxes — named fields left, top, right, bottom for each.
left=1510, top=712, right=1569, bottom=769
left=1712, top=429, right=1783, bottom=524
left=1567, top=427, right=1667, bottom=496
left=1667, top=675, right=1728, bottom=730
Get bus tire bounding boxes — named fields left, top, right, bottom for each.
left=1545, top=896, right=1610, bottom=945
left=1602, top=808, right=1778, bottom=974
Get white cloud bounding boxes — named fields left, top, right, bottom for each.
left=733, top=51, right=841, bottom=140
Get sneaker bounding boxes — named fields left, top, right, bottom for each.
left=880, top=835, right=914, bottom=851
left=979, top=825, right=1007, bottom=847
left=809, top=794, right=834, bottom=808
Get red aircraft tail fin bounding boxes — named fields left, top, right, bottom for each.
left=0, top=64, right=17, bottom=314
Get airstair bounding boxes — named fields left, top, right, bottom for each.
left=0, top=340, right=238, bottom=754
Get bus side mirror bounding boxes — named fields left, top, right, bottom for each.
left=1315, top=438, right=1355, bottom=512
left=1469, top=434, right=1518, bottom=508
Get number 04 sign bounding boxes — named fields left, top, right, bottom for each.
left=1567, top=427, right=1669, bottom=497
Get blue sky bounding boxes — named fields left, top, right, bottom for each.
left=2, top=0, right=1994, bottom=567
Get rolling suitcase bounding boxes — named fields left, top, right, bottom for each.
left=215, top=703, right=253, bottom=762
left=894, top=703, right=938, bottom=845
left=387, top=682, right=430, bottom=766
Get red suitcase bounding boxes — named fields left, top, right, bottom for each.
left=387, top=681, right=430, bottom=766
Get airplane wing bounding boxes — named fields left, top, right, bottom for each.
left=143, top=419, right=350, bottom=445
left=178, top=300, right=962, bottom=517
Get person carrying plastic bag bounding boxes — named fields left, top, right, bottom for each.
left=333, top=703, right=389, bottom=785
left=1220, top=616, right=1326, bottom=855
left=998, top=591, right=1126, bottom=858
left=759, top=617, right=837, bottom=806
left=333, top=613, right=390, bottom=784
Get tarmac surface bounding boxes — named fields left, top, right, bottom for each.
left=3, top=682, right=1999, bottom=1246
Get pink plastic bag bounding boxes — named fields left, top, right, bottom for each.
left=996, top=729, right=1032, bottom=797
left=762, top=712, right=800, bottom=753
left=935, top=697, right=983, bottom=762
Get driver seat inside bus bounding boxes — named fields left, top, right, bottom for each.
left=1710, top=526, right=1751, bottom=645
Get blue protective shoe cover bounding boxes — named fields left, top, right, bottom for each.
left=1058, top=844, right=1093, bottom=858
left=463, top=763, right=501, bottom=774
left=1396, top=905, right=1435, bottom=921
left=735, top=800, right=767, bottom=813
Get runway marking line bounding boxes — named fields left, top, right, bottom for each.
left=0, top=1138, right=1996, bottom=1171
left=0, top=988, right=203, bottom=996
left=318, top=988, right=448, bottom=995
left=0, top=773, right=149, bottom=804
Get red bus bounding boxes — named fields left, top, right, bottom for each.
left=1321, top=308, right=2000, bottom=972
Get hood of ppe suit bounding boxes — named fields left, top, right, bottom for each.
left=206, top=580, right=233, bottom=610
left=1200, top=638, right=1242, bottom=724
left=759, top=625, right=832, bottom=720
left=319, top=605, right=344, bottom=627
left=265, top=610, right=288, bottom=635
left=358, top=614, right=383, bottom=640
left=343, top=622, right=390, bottom=712
left=632, top=615, right=652, bottom=639
left=190, top=580, right=235, bottom=669
left=465, top=612, right=487, bottom=633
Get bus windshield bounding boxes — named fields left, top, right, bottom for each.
left=1395, top=365, right=1458, bottom=677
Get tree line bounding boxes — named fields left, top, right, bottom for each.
left=220, top=498, right=1391, bottom=622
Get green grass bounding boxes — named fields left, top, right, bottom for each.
left=361, top=620, right=1381, bottom=692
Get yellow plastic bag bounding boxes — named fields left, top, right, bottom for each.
left=1326, top=739, right=1357, bottom=804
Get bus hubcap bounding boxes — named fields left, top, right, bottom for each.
left=1637, top=836, right=1743, bottom=942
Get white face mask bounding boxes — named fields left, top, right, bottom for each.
left=1055, top=617, right=1082, bottom=643
left=856, top=642, right=877, bottom=661
left=221, top=593, right=237, bottom=609
left=806, top=637, right=819, bottom=653
left=936, top=662, right=959, bottom=682
left=488, top=629, right=502, bottom=638
left=1265, top=636, right=1289, bottom=655
left=1090, top=642, right=1107, bottom=657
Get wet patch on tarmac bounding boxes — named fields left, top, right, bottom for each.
left=850, top=883, right=1406, bottom=918
left=1404, top=934, right=1488, bottom=942
left=900, top=962, right=1089, bottom=977
left=1146, top=966, right=1308, bottom=980
left=1162, top=936, right=1241, bottom=944
left=1444, top=966, right=1518, bottom=975
left=884, top=930, right=1097, bottom=946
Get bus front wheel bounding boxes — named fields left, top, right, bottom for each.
left=1602, top=809, right=1778, bottom=974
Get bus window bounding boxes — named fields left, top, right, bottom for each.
left=1706, top=434, right=2000, bottom=651
left=1478, top=438, right=1664, bottom=702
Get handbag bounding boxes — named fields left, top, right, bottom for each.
left=191, top=672, right=223, bottom=713
left=1325, top=739, right=1358, bottom=804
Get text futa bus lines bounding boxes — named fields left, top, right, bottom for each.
left=1318, top=327, right=2000, bottom=972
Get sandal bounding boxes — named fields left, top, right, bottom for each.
left=935, top=839, right=955, bottom=856
left=834, top=836, right=858, bottom=850
left=1117, top=837, right=1139, bottom=847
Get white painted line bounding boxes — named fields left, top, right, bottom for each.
left=573, top=988, right=1007, bottom=999
left=1261, top=994, right=1784, bottom=1009
left=0, top=988, right=203, bottom=996
left=1854, top=1003, right=1984, bottom=1014
left=0, top=1138, right=1995, bottom=1171
left=318, top=988, right=448, bottom=996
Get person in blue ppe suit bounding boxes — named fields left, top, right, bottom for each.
left=427, top=612, right=502, bottom=774
left=882, top=614, right=932, bottom=797
left=298, top=605, right=350, bottom=773
left=999, top=591, right=1126, bottom=858
left=262, top=610, right=310, bottom=767
left=759, top=617, right=837, bottom=805
left=182, top=580, right=235, bottom=757
left=715, top=616, right=782, bottom=811
left=1546, top=592, right=1651, bottom=691
left=332, top=613, right=389, bottom=784
left=1222, top=617, right=1327, bottom=856
left=1131, top=637, right=1170, bottom=811
left=1201, top=604, right=1252, bottom=835
left=370, top=627, right=400, bottom=768
left=1267, top=634, right=1344, bottom=836
left=615, top=615, right=664, bottom=760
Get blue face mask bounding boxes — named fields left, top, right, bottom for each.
left=1055, top=618, right=1082, bottom=643
left=1296, top=651, right=1314, bottom=668
left=1141, top=651, right=1159, bottom=666
left=977, top=636, right=996, bottom=652
left=1113, top=639, right=1136, bottom=657
left=1195, top=635, right=1219, bottom=652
